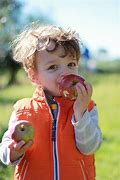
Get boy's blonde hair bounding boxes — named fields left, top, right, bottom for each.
left=12, top=23, right=81, bottom=72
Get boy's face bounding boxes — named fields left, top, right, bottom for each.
left=34, top=46, right=79, bottom=96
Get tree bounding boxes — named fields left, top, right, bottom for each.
left=0, top=0, right=53, bottom=87
left=0, top=0, right=23, bottom=87
left=0, top=0, right=23, bottom=51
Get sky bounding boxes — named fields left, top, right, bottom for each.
left=22, top=0, right=120, bottom=59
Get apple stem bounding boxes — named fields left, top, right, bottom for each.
left=72, top=80, right=79, bottom=86
left=20, top=124, right=25, bottom=131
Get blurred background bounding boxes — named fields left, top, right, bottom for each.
left=0, top=0, right=120, bottom=179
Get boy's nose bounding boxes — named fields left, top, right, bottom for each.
left=60, top=67, right=71, bottom=76
left=57, top=66, right=75, bottom=82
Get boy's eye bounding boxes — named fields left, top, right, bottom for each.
left=48, top=65, right=57, bottom=70
left=68, top=62, right=76, bottom=67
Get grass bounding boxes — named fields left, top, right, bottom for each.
left=0, top=71, right=120, bottom=179
left=88, top=73, right=120, bottom=180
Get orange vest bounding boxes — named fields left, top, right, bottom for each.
left=13, top=87, right=96, bottom=180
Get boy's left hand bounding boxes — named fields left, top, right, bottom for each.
left=73, top=81, right=93, bottom=121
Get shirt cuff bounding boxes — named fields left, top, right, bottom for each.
left=71, top=110, right=90, bottom=130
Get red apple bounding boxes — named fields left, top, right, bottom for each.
left=11, top=120, right=34, bottom=143
left=59, top=74, right=86, bottom=100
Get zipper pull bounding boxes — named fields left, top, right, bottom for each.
left=51, top=103, right=57, bottom=142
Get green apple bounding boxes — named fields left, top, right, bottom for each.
left=11, top=120, right=34, bottom=143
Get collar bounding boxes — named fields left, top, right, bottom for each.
left=32, top=86, right=74, bottom=107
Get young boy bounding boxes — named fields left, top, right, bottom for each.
left=0, top=24, right=102, bottom=180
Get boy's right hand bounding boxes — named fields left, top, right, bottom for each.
left=9, top=140, right=33, bottom=162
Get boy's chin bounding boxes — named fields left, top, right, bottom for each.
left=52, top=92, right=61, bottom=97
left=44, top=88, right=60, bottom=97
left=51, top=91, right=61, bottom=97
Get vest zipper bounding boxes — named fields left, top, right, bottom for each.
left=51, top=103, right=60, bottom=180
left=52, top=117, right=58, bottom=180
left=52, top=118, right=56, bottom=141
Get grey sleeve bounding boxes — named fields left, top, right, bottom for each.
left=0, top=111, right=24, bottom=165
left=72, top=106, right=102, bottom=155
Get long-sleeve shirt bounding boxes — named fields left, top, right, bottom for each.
left=0, top=104, right=102, bottom=166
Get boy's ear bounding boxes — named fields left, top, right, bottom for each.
left=27, top=69, right=39, bottom=84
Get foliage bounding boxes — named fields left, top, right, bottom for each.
left=0, top=0, right=53, bottom=87
left=0, top=0, right=23, bottom=87
left=95, top=59, right=120, bottom=73
left=0, top=0, right=22, bottom=53
left=0, top=162, right=14, bottom=180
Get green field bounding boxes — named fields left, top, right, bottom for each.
left=0, top=71, right=120, bottom=179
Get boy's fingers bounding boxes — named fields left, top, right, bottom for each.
left=8, top=140, right=16, bottom=149
left=19, top=140, right=34, bottom=152
left=84, top=81, right=93, bottom=95
left=9, top=140, right=26, bottom=149
left=76, top=83, right=87, bottom=97
left=13, top=140, right=26, bottom=150
left=23, top=140, right=34, bottom=149
left=12, top=140, right=33, bottom=154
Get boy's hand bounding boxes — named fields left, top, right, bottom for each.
left=73, top=81, right=93, bottom=121
left=9, top=140, right=34, bottom=162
